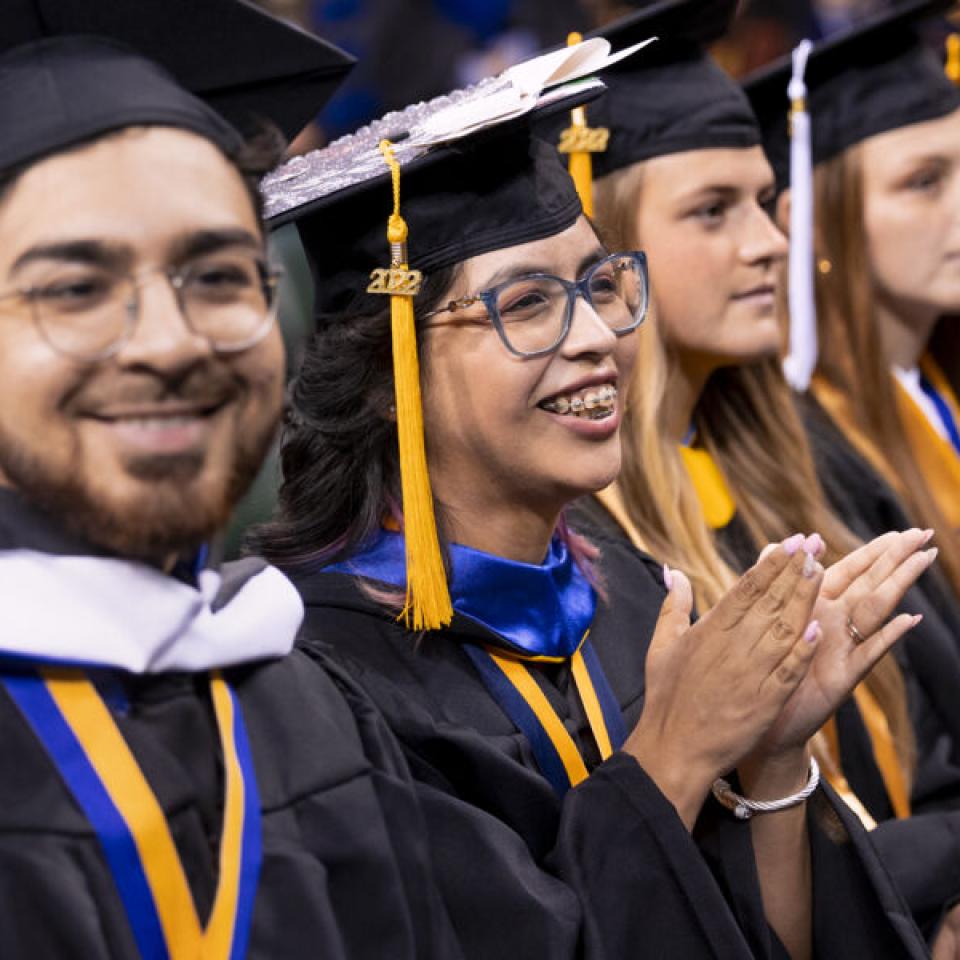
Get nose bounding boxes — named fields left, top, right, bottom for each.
left=558, top=293, right=619, bottom=360
left=114, top=272, right=214, bottom=372
left=741, top=205, right=789, bottom=266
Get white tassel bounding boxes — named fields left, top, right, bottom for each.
left=783, top=39, right=816, bottom=391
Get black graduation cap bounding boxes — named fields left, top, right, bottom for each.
left=744, top=0, right=960, bottom=189
left=581, top=0, right=760, bottom=178
left=266, top=103, right=586, bottom=322
left=0, top=0, right=354, bottom=172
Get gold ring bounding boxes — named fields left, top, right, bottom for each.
left=846, top=617, right=867, bottom=645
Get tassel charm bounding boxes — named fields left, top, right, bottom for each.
left=369, top=140, right=452, bottom=631
left=557, top=32, right=608, bottom=217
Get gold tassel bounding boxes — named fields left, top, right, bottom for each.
left=556, top=31, right=608, bottom=217
left=947, top=34, right=960, bottom=85
left=367, top=140, right=452, bottom=631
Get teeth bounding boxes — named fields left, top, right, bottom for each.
left=541, top=384, right=617, bottom=420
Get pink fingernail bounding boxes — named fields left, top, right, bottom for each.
left=804, top=620, right=820, bottom=643
left=802, top=552, right=819, bottom=578
left=803, top=533, right=824, bottom=556
left=784, top=533, right=805, bottom=556
left=926, top=547, right=939, bottom=564
left=922, top=529, right=935, bottom=545
left=912, top=614, right=924, bottom=628
left=662, top=564, right=673, bottom=590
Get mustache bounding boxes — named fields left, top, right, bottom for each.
left=68, top=364, right=242, bottom=414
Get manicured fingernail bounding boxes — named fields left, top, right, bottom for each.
left=803, top=533, right=823, bottom=556
left=663, top=564, right=673, bottom=590
left=804, top=620, right=820, bottom=643
left=784, top=533, right=805, bottom=556
left=925, top=547, right=939, bottom=564
left=802, top=552, right=819, bottom=578
left=922, top=529, right=935, bottom=545
left=912, top=614, right=924, bottom=628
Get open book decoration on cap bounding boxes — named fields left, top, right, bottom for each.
left=263, top=35, right=653, bottom=223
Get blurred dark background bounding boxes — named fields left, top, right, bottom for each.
left=255, top=0, right=907, bottom=153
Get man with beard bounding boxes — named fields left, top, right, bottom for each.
left=0, top=3, right=462, bottom=957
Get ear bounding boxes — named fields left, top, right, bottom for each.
left=775, top=188, right=791, bottom=234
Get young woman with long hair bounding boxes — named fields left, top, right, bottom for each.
left=581, top=0, right=960, bottom=945
left=253, top=40, right=933, bottom=959
left=747, top=0, right=960, bottom=614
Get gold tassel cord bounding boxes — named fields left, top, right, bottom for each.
left=368, top=140, right=453, bottom=631
left=947, top=34, right=960, bottom=85
left=557, top=31, right=608, bottom=217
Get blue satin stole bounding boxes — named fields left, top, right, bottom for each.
left=326, top=531, right=626, bottom=794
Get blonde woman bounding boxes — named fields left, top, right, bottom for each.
left=574, top=0, right=960, bottom=945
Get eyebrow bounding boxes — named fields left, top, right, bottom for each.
left=478, top=245, right=609, bottom=289
left=9, top=228, right=264, bottom=278
left=10, top=240, right=132, bottom=276
left=168, top=228, right=264, bottom=263
left=678, top=181, right=777, bottom=206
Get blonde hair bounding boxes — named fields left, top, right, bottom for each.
left=595, top=158, right=915, bottom=779
left=813, top=145, right=960, bottom=598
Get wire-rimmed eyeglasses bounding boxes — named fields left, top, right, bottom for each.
left=0, top=251, right=283, bottom=361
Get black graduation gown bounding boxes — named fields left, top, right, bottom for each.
left=0, top=485, right=461, bottom=960
left=292, top=532, right=927, bottom=959
left=0, top=651, right=466, bottom=959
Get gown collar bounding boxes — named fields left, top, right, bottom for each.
left=327, top=529, right=597, bottom=660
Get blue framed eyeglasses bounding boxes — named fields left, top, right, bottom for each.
left=422, top=250, right=649, bottom=358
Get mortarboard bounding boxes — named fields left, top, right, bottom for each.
left=743, top=0, right=960, bottom=390
left=0, top=0, right=354, bottom=173
left=744, top=0, right=960, bottom=191
left=579, top=0, right=759, bottom=180
left=264, top=38, right=650, bottom=631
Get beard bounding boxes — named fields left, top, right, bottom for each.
left=0, top=413, right=276, bottom=560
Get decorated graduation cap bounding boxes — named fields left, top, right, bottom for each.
left=565, top=0, right=758, bottom=184
left=0, top=0, right=354, bottom=172
left=264, top=37, right=650, bottom=631
left=744, top=0, right=960, bottom=192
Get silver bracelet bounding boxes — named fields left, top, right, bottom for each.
left=712, top=757, right=820, bottom=821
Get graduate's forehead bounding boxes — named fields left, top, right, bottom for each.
left=0, top=127, right=261, bottom=272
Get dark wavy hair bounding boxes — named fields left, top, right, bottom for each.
left=249, top=265, right=461, bottom=571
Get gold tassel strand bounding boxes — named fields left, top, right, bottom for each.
left=947, top=34, right=960, bottom=85
left=367, top=140, right=453, bottom=631
left=557, top=32, right=609, bottom=217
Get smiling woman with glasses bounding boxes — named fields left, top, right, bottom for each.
left=249, top=44, right=933, bottom=960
